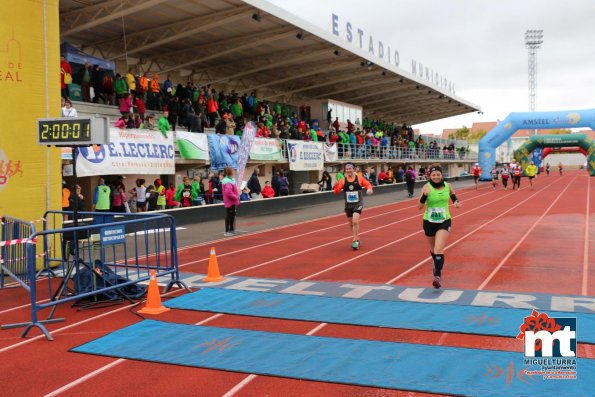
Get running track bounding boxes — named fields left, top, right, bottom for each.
left=0, top=171, right=593, bottom=396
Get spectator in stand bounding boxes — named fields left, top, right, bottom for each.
left=231, top=98, right=243, bottom=119
left=80, top=61, right=92, bottom=102
left=318, top=171, right=332, bottom=191
left=163, top=75, right=173, bottom=103
left=405, top=166, right=416, bottom=197
left=327, top=108, right=333, bottom=130
left=347, top=119, right=355, bottom=133
left=130, top=178, right=146, bottom=212
left=119, top=93, right=133, bottom=117
left=332, top=117, right=340, bottom=133
left=256, top=122, right=270, bottom=138
left=103, top=72, right=114, bottom=105
left=239, top=185, right=251, bottom=202
left=110, top=183, right=127, bottom=213
left=175, top=177, right=199, bottom=208
left=114, top=73, right=128, bottom=101
left=125, top=112, right=136, bottom=129
left=191, top=175, right=204, bottom=206
left=224, top=113, right=236, bottom=135
left=144, top=113, right=157, bottom=130
left=150, top=74, right=161, bottom=110
left=261, top=181, right=275, bottom=198
left=168, top=97, right=180, bottom=131
left=207, top=92, right=219, bottom=127
left=158, top=110, right=170, bottom=137
left=91, top=65, right=104, bottom=104
left=62, top=180, right=71, bottom=220
left=165, top=183, right=179, bottom=209
left=125, top=68, right=136, bottom=99
left=247, top=168, right=262, bottom=199
left=396, top=166, right=405, bottom=183
left=154, top=178, right=166, bottom=210
left=138, top=72, right=148, bottom=102
left=146, top=185, right=158, bottom=211
left=61, top=99, right=78, bottom=117
left=60, top=55, right=72, bottom=99
left=135, top=95, right=145, bottom=122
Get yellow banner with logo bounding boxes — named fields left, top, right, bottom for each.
left=0, top=1, right=61, bottom=223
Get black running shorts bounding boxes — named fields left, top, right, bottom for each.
left=423, top=219, right=452, bottom=237
left=345, top=202, right=364, bottom=218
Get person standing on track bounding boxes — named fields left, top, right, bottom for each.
left=221, top=166, right=240, bottom=236
left=558, top=162, right=563, bottom=175
left=333, top=162, right=373, bottom=250
left=471, top=163, right=482, bottom=190
left=405, top=165, right=416, bottom=198
left=418, top=164, right=461, bottom=289
left=546, top=162, right=551, bottom=175
left=512, top=166, right=522, bottom=191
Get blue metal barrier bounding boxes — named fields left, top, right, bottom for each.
left=1, top=211, right=188, bottom=340
left=0, top=215, right=36, bottom=289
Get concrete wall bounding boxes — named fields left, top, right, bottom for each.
left=161, top=176, right=472, bottom=226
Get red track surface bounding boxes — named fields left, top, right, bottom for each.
left=1, top=171, right=593, bottom=396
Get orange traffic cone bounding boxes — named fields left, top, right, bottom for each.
left=203, top=247, right=225, bottom=282
left=138, top=270, right=170, bottom=315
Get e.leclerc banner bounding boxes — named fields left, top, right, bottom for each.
left=286, top=140, right=324, bottom=171
left=76, top=128, right=175, bottom=176
left=236, top=122, right=257, bottom=191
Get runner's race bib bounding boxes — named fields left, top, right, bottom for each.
left=428, top=207, right=446, bottom=223
left=346, top=191, right=359, bottom=203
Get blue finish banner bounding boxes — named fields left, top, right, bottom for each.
left=207, top=134, right=240, bottom=171
left=72, top=319, right=594, bottom=396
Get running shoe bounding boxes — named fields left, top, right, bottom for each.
left=351, top=240, right=360, bottom=250
left=223, top=232, right=234, bottom=237
left=432, top=276, right=441, bottom=289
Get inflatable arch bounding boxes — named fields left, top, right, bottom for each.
left=513, top=134, right=593, bottom=176
left=478, top=108, right=595, bottom=179
left=542, top=147, right=587, bottom=159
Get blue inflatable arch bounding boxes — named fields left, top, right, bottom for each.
left=478, top=108, right=595, bottom=180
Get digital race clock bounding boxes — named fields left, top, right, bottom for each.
left=37, top=117, right=109, bottom=146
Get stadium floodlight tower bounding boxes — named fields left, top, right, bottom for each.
left=525, top=29, right=543, bottom=136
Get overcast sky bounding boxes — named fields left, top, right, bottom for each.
left=268, top=0, right=595, bottom=134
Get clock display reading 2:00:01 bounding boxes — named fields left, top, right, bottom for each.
left=38, top=118, right=92, bottom=143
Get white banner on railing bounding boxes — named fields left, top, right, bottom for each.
left=175, top=131, right=209, bottom=160
left=286, top=140, right=324, bottom=171
left=324, top=142, right=338, bottom=162
left=76, top=128, right=175, bottom=177
left=250, top=138, right=283, bottom=161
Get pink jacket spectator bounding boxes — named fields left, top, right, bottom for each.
left=221, top=177, right=240, bottom=208
left=119, top=96, right=133, bottom=113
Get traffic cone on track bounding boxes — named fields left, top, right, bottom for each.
left=203, top=247, right=225, bottom=282
left=138, top=270, right=170, bottom=315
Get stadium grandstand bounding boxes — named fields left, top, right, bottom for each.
left=56, top=0, right=480, bottom=209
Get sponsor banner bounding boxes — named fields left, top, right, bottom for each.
left=207, top=134, right=241, bottom=171
left=324, top=142, right=338, bottom=162
left=236, top=122, right=257, bottom=191
left=175, top=131, right=209, bottom=160
left=0, top=1, right=61, bottom=220
left=286, top=140, right=324, bottom=171
left=76, top=128, right=175, bottom=177
left=249, top=137, right=283, bottom=161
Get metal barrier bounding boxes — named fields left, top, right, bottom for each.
left=0, top=215, right=36, bottom=289
left=1, top=211, right=188, bottom=340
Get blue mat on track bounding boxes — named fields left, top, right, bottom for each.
left=163, top=288, right=595, bottom=344
left=72, top=320, right=594, bottom=396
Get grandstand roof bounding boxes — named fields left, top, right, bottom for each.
left=59, top=0, right=480, bottom=125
